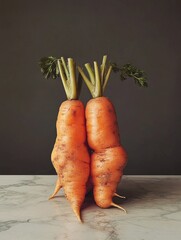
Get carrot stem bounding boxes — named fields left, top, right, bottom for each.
left=57, top=58, right=78, bottom=100
left=77, top=66, right=94, bottom=94
left=78, top=55, right=112, bottom=98
left=101, top=55, right=107, bottom=84
left=57, top=60, right=70, bottom=99
left=68, top=58, right=77, bottom=100
left=85, top=63, right=95, bottom=84
left=61, top=57, right=69, bottom=80
left=94, top=61, right=101, bottom=97
left=103, top=65, right=112, bottom=91
left=39, top=56, right=83, bottom=100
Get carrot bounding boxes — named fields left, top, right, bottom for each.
left=51, top=99, right=90, bottom=221
left=78, top=55, right=147, bottom=212
left=86, top=97, right=127, bottom=210
left=39, top=57, right=90, bottom=222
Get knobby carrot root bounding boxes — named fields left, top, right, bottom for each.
left=86, top=97, right=127, bottom=211
left=50, top=100, right=90, bottom=222
left=91, top=147, right=127, bottom=209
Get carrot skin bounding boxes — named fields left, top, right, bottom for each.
left=51, top=100, right=90, bottom=221
left=86, top=97, right=127, bottom=208
left=91, top=146, right=127, bottom=208
left=86, top=97, right=120, bottom=151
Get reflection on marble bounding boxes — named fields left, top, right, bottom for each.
left=0, top=175, right=181, bottom=240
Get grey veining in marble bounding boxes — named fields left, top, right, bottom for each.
left=0, top=175, right=181, bottom=240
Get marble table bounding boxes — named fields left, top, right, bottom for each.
left=0, top=176, right=181, bottom=240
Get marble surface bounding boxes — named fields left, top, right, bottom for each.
left=0, top=175, right=181, bottom=240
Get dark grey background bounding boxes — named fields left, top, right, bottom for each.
left=0, top=0, right=180, bottom=174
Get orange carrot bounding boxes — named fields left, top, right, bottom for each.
left=51, top=100, right=90, bottom=221
left=78, top=55, right=147, bottom=212
left=86, top=97, right=127, bottom=211
left=40, top=57, right=90, bottom=222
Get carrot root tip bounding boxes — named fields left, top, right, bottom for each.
left=48, top=187, right=62, bottom=200
left=48, top=195, right=54, bottom=200
left=49, top=179, right=62, bottom=200
left=111, top=202, right=127, bottom=213
left=77, top=215, right=82, bottom=223
left=72, top=207, right=82, bottom=223
left=114, top=193, right=126, bottom=199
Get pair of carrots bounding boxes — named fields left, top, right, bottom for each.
left=39, top=56, right=147, bottom=222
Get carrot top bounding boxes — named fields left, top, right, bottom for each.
left=78, top=55, right=148, bottom=98
left=39, top=57, right=82, bottom=100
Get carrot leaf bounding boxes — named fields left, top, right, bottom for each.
left=39, top=56, right=59, bottom=80
left=111, top=62, right=148, bottom=87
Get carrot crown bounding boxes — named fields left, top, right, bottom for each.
left=39, top=57, right=82, bottom=100
left=78, top=55, right=147, bottom=98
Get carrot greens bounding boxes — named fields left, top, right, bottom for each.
left=78, top=55, right=148, bottom=98
left=39, top=57, right=82, bottom=100
left=110, top=62, right=148, bottom=87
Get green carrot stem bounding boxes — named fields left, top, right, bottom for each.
left=103, top=65, right=112, bottom=91
left=77, top=66, right=94, bottom=94
left=61, top=57, right=69, bottom=80
left=101, top=55, right=107, bottom=84
left=85, top=63, right=95, bottom=84
left=77, top=55, right=112, bottom=98
left=94, top=61, right=101, bottom=97
left=57, top=60, right=70, bottom=99
left=68, top=58, right=77, bottom=99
